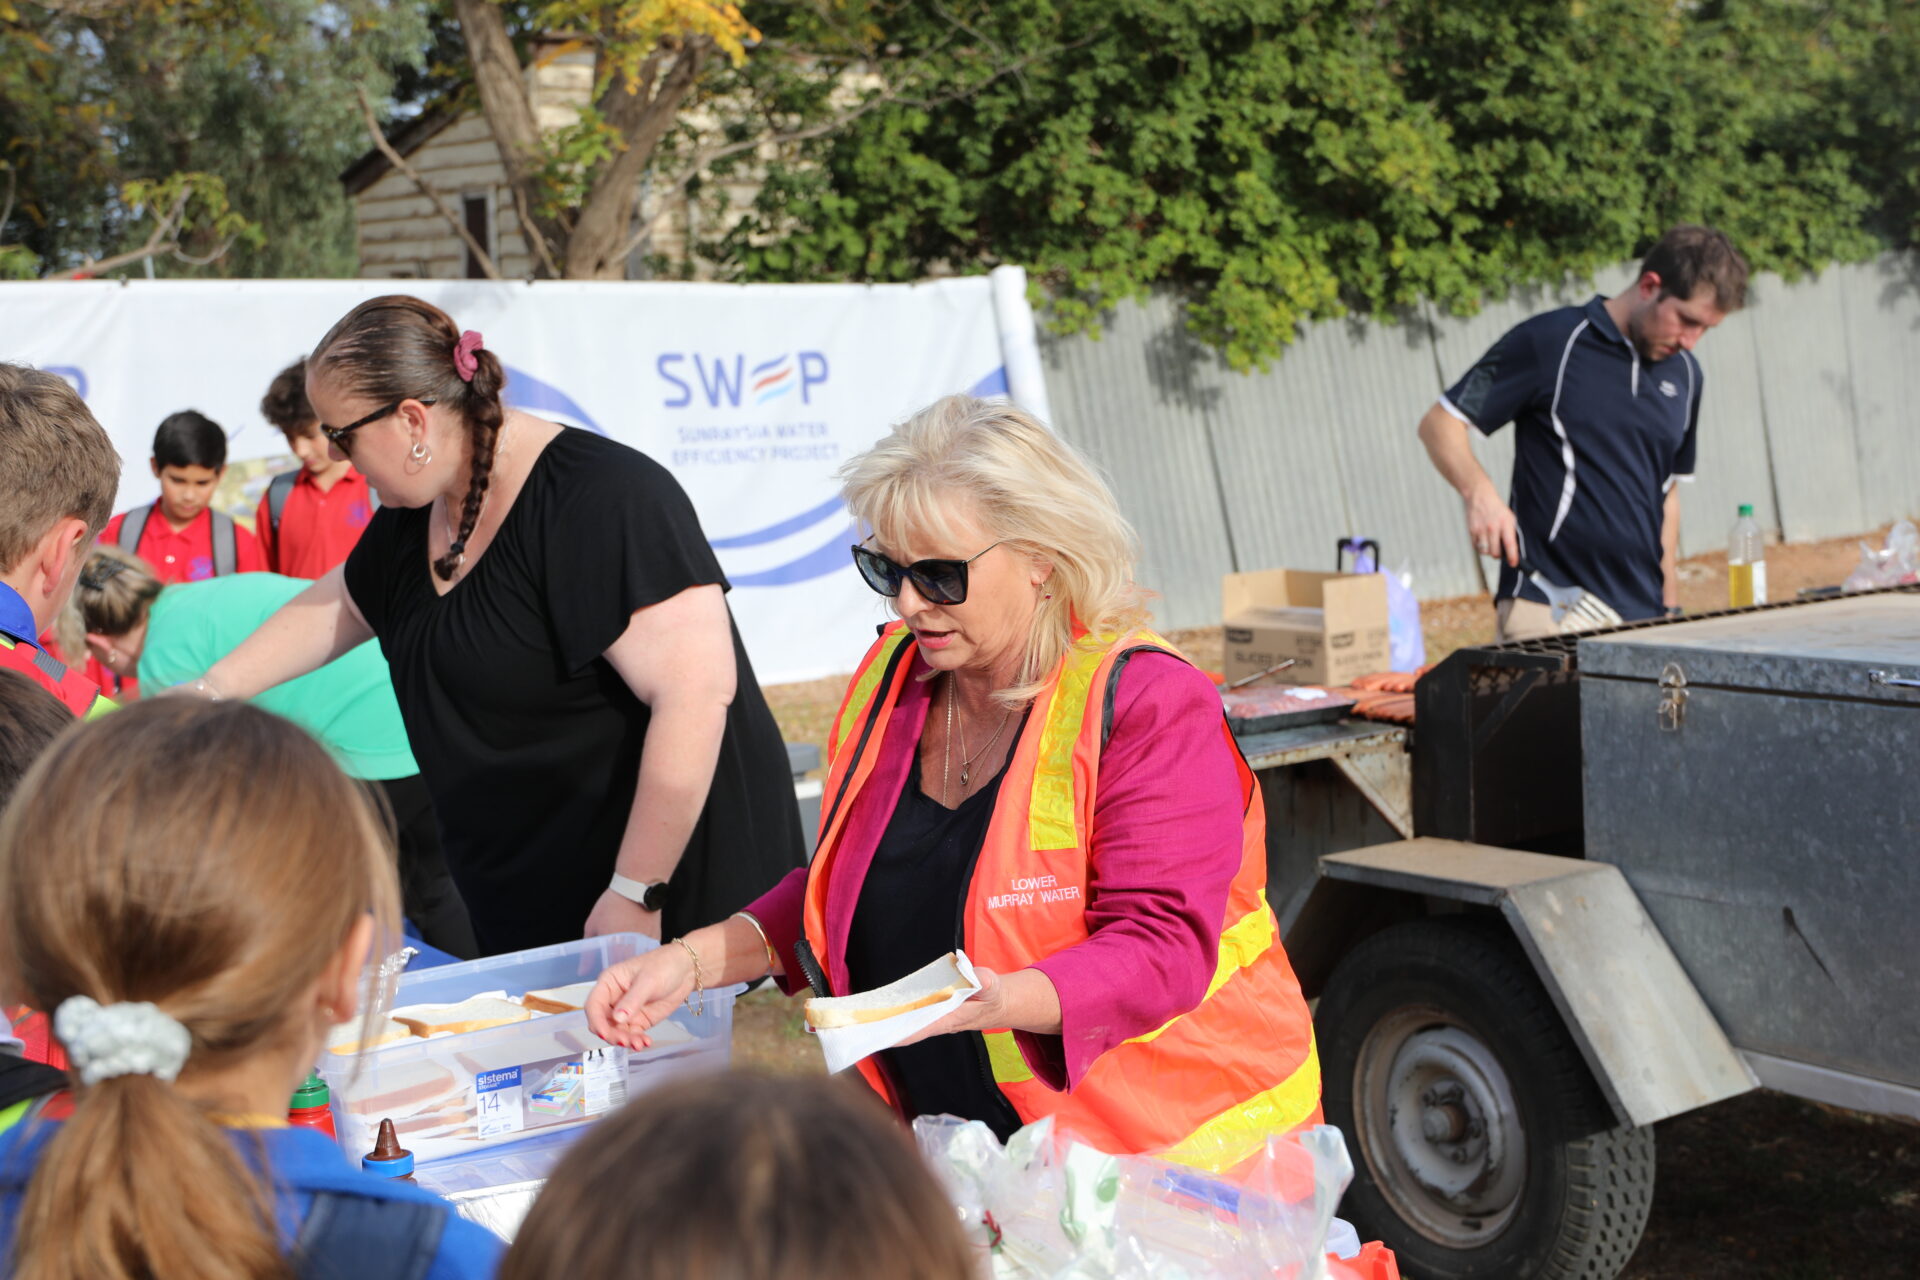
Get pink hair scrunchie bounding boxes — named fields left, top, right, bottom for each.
left=453, top=330, right=484, bottom=383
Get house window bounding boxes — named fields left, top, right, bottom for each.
left=463, top=194, right=492, bottom=279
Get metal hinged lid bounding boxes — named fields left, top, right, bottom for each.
left=1577, top=595, right=1920, bottom=702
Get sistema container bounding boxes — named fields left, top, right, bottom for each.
left=320, top=932, right=739, bottom=1167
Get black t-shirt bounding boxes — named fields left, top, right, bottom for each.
left=846, top=753, right=1023, bottom=1141
left=344, top=428, right=805, bottom=954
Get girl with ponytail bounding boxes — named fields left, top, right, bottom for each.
left=0, top=699, right=501, bottom=1280
left=193, top=297, right=805, bottom=955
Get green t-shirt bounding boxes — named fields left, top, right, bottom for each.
left=139, top=574, right=417, bottom=781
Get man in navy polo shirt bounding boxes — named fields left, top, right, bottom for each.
left=1418, top=225, right=1749, bottom=640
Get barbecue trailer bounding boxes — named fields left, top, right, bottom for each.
left=1257, top=587, right=1920, bottom=1279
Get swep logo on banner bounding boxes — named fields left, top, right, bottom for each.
left=657, top=351, right=830, bottom=410
left=654, top=347, right=852, bottom=590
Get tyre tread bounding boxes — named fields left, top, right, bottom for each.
left=1317, top=917, right=1655, bottom=1280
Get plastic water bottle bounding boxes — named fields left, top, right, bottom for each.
left=1728, top=504, right=1767, bottom=607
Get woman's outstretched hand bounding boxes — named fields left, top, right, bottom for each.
left=585, top=945, right=696, bottom=1049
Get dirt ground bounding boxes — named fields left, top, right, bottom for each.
left=749, top=523, right=1918, bottom=1278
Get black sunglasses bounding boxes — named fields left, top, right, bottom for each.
left=852, top=541, right=1004, bottom=605
left=321, top=398, right=436, bottom=456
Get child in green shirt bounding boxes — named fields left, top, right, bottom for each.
left=75, top=546, right=476, bottom=957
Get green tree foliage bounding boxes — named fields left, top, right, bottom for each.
left=0, top=0, right=425, bottom=278
left=709, top=0, right=1918, bottom=369
left=1832, top=0, right=1920, bottom=246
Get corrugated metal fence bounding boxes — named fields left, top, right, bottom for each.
left=1041, top=254, right=1920, bottom=629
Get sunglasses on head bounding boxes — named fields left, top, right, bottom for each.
left=321, top=398, right=436, bottom=457
left=852, top=541, right=1004, bottom=606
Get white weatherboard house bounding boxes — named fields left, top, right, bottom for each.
left=343, top=38, right=764, bottom=281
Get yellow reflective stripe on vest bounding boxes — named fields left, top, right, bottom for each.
left=1155, top=1035, right=1322, bottom=1175
left=983, top=1030, right=1034, bottom=1085
left=1028, top=631, right=1184, bottom=850
left=1124, top=890, right=1276, bottom=1046
left=1029, top=640, right=1107, bottom=850
left=832, top=630, right=910, bottom=756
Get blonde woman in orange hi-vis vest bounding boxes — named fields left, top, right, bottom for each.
left=588, top=395, right=1320, bottom=1177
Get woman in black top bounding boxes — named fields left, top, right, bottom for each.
left=196, top=296, right=805, bottom=953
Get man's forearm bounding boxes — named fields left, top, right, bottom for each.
left=1418, top=404, right=1498, bottom=501
left=1661, top=486, right=1682, bottom=607
left=1420, top=402, right=1522, bottom=565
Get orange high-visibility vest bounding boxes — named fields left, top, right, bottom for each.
left=805, top=623, right=1320, bottom=1175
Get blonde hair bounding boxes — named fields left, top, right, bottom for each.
left=0, top=364, right=121, bottom=573
left=500, top=1072, right=975, bottom=1280
left=75, top=544, right=163, bottom=639
left=840, top=395, right=1150, bottom=703
left=0, top=700, right=404, bottom=1280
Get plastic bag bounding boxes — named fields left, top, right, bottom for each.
left=1348, top=545, right=1426, bottom=673
left=913, top=1115, right=1357, bottom=1279
left=1842, top=520, right=1920, bottom=593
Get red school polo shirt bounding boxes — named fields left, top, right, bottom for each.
left=254, top=467, right=376, bottom=580
left=99, top=505, right=266, bottom=586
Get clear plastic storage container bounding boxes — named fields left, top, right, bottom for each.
left=412, top=1128, right=587, bottom=1241
left=321, top=933, right=737, bottom=1166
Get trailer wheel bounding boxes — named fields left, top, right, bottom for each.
left=1317, top=918, right=1655, bottom=1279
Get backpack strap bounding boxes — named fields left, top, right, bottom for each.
left=290, top=1191, right=445, bottom=1280
left=116, top=503, right=152, bottom=553
left=267, top=471, right=299, bottom=532
left=210, top=510, right=238, bottom=577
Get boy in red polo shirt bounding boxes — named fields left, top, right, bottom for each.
left=254, top=358, right=377, bottom=578
left=101, top=410, right=265, bottom=584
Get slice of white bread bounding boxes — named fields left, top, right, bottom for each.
left=805, top=952, right=973, bottom=1030
left=327, top=1017, right=412, bottom=1056
left=391, top=997, right=531, bottom=1038
left=519, top=981, right=597, bottom=1015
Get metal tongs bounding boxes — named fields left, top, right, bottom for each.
left=1220, top=659, right=1298, bottom=691
left=1521, top=559, right=1624, bottom=630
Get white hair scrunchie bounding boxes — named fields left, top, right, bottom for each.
left=54, top=995, right=192, bottom=1086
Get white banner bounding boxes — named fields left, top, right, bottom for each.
left=0, top=269, right=1047, bottom=684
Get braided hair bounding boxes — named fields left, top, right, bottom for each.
left=309, top=296, right=507, bottom=580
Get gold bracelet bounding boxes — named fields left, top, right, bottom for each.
left=674, top=936, right=705, bottom=1016
left=733, top=911, right=778, bottom=978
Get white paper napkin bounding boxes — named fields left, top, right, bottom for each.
left=812, top=951, right=984, bottom=1075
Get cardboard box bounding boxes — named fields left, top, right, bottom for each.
left=1221, top=569, right=1390, bottom=687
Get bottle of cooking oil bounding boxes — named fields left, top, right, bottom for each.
left=1728, top=504, right=1767, bottom=607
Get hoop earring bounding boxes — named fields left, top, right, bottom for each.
left=410, top=441, right=432, bottom=464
